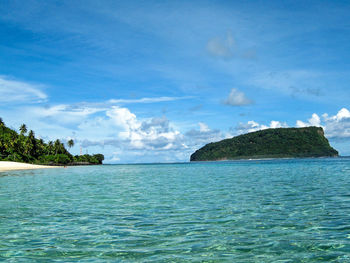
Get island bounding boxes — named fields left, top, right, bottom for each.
left=190, top=127, right=338, bottom=161
left=0, top=118, right=104, bottom=166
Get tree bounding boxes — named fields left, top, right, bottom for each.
left=37, top=139, right=45, bottom=157
left=53, top=139, right=66, bottom=155
left=28, top=130, right=34, bottom=138
left=67, top=139, right=74, bottom=149
left=19, top=124, right=27, bottom=135
left=93, top=154, right=104, bottom=164
left=47, top=141, right=54, bottom=155
left=25, top=130, right=37, bottom=157
left=0, top=120, right=103, bottom=165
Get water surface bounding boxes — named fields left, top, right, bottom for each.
left=1, top=158, right=350, bottom=262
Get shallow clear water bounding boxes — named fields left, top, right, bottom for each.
left=1, top=158, right=350, bottom=262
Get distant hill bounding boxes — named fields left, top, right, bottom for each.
left=190, top=127, right=338, bottom=161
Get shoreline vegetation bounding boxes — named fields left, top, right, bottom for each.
left=191, top=127, right=338, bottom=161
left=0, top=118, right=104, bottom=167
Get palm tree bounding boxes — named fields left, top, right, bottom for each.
left=37, top=139, right=45, bottom=156
left=19, top=124, right=27, bottom=135
left=54, top=139, right=61, bottom=155
left=25, top=130, right=37, bottom=157
left=67, top=139, right=74, bottom=149
left=47, top=141, right=54, bottom=155
left=28, top=130, right=35, bottom=139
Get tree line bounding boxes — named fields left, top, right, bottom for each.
left=0, top=118, right=104, bottom=165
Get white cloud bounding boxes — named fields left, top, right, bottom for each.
left=325, top=108, right=350, bottom=121
left=185, top=122, right=224, bottom=147
left=270, top=120, right=286, bottom=128
left=22, top=95, right=190, bottom=128
left=321, top=108, right=350, bottom=138
left=106, top=106, right=140, bottom=138
left=27, top=104, right=103, bottom=125
left=108, top=96, right=192, bottom=104
left=235, top=120, right=288, bottom=134
left=106, top=106, right=184, bottom=150
left=296, top=108, right=350, bottom=139
left=80, top=120, right=226, bottom=161
left=296, top=113, right=321, bottom=128
left=0, top=76, right=47, bottom=103
left=224, top=88, right=252, bottom=106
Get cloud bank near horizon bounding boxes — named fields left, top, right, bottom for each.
left=2, top=94, right=350, bottom=162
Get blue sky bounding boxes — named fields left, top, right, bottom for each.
left=1, top=0, right=350, bottom=162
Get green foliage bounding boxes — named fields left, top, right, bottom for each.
left=93, top=154, right=104, bottom=164
left=38, top=154, right=72, bottom=165
left=4, top=152, right=24, bottom=162
left=54, top=154, right=71, bottom=164
left=72, top=154, right=104, bottom=164
left=190, top=127, right=339, bottom=161
left=0, top=118, right=104, bottom=165
left=38, top=155, right=56, bottom=164
left=67, top=139, right=74, bottom=148
left=19, top=124, right=27, bottom=135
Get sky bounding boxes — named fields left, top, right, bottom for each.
left=1, top=0, right=350, bottom=163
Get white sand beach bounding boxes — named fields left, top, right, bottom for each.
left=0, top=161, right=60, bottom=172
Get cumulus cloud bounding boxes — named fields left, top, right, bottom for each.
left=185, top=122, right=224, bottom=147
left=106, top=106, right=184, bottom=150
left=0, top=76, right=47, bottom=103
left=325, top=108, right=350, bottom=121
left=296, top=113, right=321, bottom=128
left=79, top=119, right=226, bottom=161
left=323, top=108, right=350, bottom=138
left=207, top=31, right=235, bottom=59
left=224, top=88, right=253, bottom=106
left=296, top=108, right=350, bottom=139
left=141, top=116, right=169, bottom=133
left=235, top=120, right=288, bottom=134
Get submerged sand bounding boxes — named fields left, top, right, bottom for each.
left=0, top=161, right=60, bottom=172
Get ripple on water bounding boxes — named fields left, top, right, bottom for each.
left=1, top=159, right=350, bottom=262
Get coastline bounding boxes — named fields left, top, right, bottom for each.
left=190, top=155, right=341, bottom=163
left=0, top=161, right=61, bottom=172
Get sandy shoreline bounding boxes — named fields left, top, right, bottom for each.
left=0, top=161, right=61, bottom=172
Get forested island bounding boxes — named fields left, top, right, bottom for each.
left=0, top=118, right=104, bottom=165
left=190, top=127, right=338, bottom=161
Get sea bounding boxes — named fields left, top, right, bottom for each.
left=1, top=158, right=350, bottom=262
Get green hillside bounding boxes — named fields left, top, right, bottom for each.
left=190, top=127, right=338, bottom=161
left=0, top=118, right=104, bottom=165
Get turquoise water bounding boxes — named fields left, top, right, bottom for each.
left=1, top=159, right=350, bottom=262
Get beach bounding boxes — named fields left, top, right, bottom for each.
left=0, top=161, right=60, bottom=172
